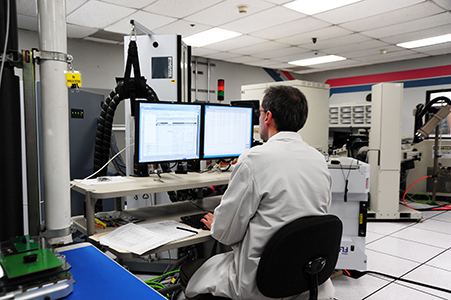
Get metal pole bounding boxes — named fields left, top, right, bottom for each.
left=207, top=58, right=210, bottom=103
left=432, top=125, right=440, bottom=204
left=38, top=0, right=72, bottom=244
left=195, top=57, right=198, bottom=101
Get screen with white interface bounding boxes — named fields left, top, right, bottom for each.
left=137, top=102, right=201, bottom=164
left=202, top=104, right=253, bottom=159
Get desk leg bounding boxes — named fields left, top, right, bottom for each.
left=115, top=197, right=122, bottom=211
left=86, top=192, right=96, bottom=236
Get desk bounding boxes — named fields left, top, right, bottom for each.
left=73, top=197, right=222, bottom=260
left=57, top=243, right=166, bottom=299
left=71, top=172, right=230, bottom=236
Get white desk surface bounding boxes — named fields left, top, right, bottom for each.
left=71, top=171, right=231, bottom=199
left=72, top=196, right=222, bottom=260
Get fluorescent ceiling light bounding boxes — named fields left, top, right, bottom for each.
left=284, top=0, right=361, bottom=15
left=289, top=55, right=346, bottom=66
left=397, top=33, right=451, bottom=49
left=184, top=28, right=242, bottom=47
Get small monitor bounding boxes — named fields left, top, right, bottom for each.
left=134, top=101, right=201, bottom=168
left=202, top=104, right=253, bottom=160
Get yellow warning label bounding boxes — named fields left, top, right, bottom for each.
left=66, top=72, right=82, bottom=87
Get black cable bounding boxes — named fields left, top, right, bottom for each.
left=345, top=269, right=451, bottom=294
left=339, top=160, right=354, bottom=202
left=188, top=199, right=207, bottom=212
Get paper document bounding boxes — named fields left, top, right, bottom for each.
left=99, top=220, right=199, bottom=255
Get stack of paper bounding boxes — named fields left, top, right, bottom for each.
left=99, top=220, right=199, bottom=255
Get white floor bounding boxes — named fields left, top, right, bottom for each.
left=333, top=210, right=451, bottom=300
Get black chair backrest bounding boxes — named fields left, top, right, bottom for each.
left=256, top=214, right=343, bottom=298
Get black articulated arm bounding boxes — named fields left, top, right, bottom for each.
left=413, top=96, right=451, bottom=144
left=93, top=39, right=159, bottom=176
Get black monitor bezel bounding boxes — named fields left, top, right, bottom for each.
left=200, top=103, right=254, bottom=161
left=134, top=100, right=202, bottom=168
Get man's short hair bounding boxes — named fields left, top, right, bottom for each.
left=262, top=85, right=308, bottom=132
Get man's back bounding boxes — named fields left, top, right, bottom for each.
left=185, top=131, right=333, bottom=300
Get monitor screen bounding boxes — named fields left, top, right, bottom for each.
left=135, top=101, right=201, bottom=165
left=425, top=88, right=451, bottom=138
left=202, top=104, right=253, bottom=160
left=231, top=100, right=260, bottom=126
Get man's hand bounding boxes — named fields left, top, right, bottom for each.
left=201, top=212, right=214, bottom=230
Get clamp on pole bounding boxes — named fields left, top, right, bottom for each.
left=33, top=49, right=73, bottom=65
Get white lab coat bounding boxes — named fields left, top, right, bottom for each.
left=186, top=132, right=334, bottom=300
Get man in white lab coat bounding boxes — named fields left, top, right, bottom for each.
left=181, top=85, right=334, bottom=300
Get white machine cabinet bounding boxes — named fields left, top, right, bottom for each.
left=328, top=157, right=370, bottom=270
left=241, top=80, right=329, bottom=153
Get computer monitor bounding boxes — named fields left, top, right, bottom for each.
left=231, top=100, right=260, bottom=126
left=425, top=88, right=451, bottom=138
left=134, top=101, right=202, bottom=172
left=202, top=104, right=254, bottom=160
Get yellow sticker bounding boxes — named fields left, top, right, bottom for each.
left=171, top=79, right=176, bottom=83
left=65, top=72, right=82, bottom=87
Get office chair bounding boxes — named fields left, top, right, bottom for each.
left=188, top=214, right=342, bottom=300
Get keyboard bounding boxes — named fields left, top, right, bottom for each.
left=180, top=212, right=212, bottom=230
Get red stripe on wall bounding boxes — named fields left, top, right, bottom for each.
left=281, top=70, right=295, bottom=80
left=325, top=65, right=451, bottom=88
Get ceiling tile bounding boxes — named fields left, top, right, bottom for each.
left=67, top=1, right=136, bottom=29
left=105, top=10, right=176, bottom=34
left=66, top=0, right=88, bottom=14
left=226, top=56, right=262, bottom=64
left=335, top=45, right=401, bottom=58
left=153, top=20, right=211, bottom=36
left=299, top=33, right=371, bottom=50
left=252, top=46, right=310, bottom=59
left=201, top=35, right=267, bottom=52
left=272, top=51, right=328, bottom=63
left=276, top=25, right=353, bottom=46
left=340, top=2, right=445, bottom=32
left=356, top=52, right=429, bottom=64
left=143, top=0, right=222, bottom=19
left=183, top=0, right=276, bottom=27
left=16, top=0, right=37, bottom=17
left=17, top=14, right=38, bottom=31
left=67, top=24, right=98, bottom=39
left=203, top=52, right=243, bottom=60
left=432, top=0, right=451, bottom=10
left=362, top=12, right=451, bottom=39
left=381, top=23, right=451, bottom=44
left=264, top=0, right=293, bottom=4
left=250, top=17, right=330, bottom=40
left=324, top=40, right=390, bottom=55
left=221, top=6, right=306, bottom=34
left=228, top=41, right=290, bottom=55
left=314, top=0, right=424, bottom=24
left=102, top=0, right=157, bottom=9
left=409, top=42, right=451, bottom=55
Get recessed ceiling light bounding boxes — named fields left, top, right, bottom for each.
left=183, top=28, right=242, bottom=47
left=397, top=33, right=451, bottom=49
left=283, top=0, right=361, bottom=15
left=289, top=55, right=346, bottom=66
